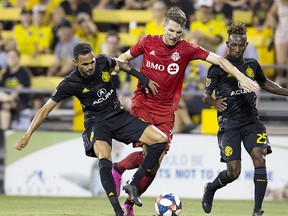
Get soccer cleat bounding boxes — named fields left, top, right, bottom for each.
left=252, top=209, right=264, bottom=216
left=122, top=203, right=134, bottom=216
left=123, top=182, right=142, bottom=207
left=112, top=163, right=122, bottom=197
left=202, top=182, right=215, bottom=213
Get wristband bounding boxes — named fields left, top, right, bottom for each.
left=128, top=68, right=150, bottom=88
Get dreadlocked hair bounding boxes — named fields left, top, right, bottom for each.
left=73, top=43, right=92, bottom=59
left=227, top=21, right=247, bottom=36
left=165, top=7, right=187, bottom=28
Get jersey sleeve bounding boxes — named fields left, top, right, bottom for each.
left=187, top=42, right=210, bottom=60
left=254, top=59, right=267, bottom=84
left=205, top=65, right=221, bottom=91
left=98, top=54, right=117, bottom=71
left=130, top=36, right=146, bottom=57
left=51, top=80, right=73, bottom=102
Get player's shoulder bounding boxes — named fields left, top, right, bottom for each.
left=96, top=54, right=109, bottom=61
left=143, top=34, right=162, bottom=43
left=179, top=40, right=201, bottom=50
left=243, top=57, right=259, bottom=65
left=208, top=64, right=225, bottom=75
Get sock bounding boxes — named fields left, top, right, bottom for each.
left=130, top=165, right=147, bottom=186
left=138, top=172, right=156, bottom=195
left=210, top=170, right=233, bottom=192
left=141, top=142, right=166, bottom=171
left=254, top=167, right=268, bottom=211
left=116, top=151, right=144, bottom=173
left=124, top=198, right=134, bottom=206
left=99, top=158, right=121, bottom=213
left=130, top=142, right=166, bottom=186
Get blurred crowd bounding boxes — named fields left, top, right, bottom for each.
left=0, top=0, right=287, bottom=132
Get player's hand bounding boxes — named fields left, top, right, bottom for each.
left=239, top=77, right=259, bottom=92
left=14, top=135, right=30, bottom=151
left=145, top=80, right=159, bottom=96
left=214, top=98, right=227, bottom=112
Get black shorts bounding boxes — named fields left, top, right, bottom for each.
left=82, top=110, right=150, bottom=157
left=217, top=120, right=270, bottom=162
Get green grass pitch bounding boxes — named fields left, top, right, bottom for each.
left=0, top=195, right=287, bottom=216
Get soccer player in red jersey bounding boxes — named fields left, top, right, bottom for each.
left=112, top=7, right=259, bottom=215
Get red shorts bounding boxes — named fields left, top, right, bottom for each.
left=130, top=105, right=175, bottom=151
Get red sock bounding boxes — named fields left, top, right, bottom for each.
left=138, top=173, right=156, bottom=195
left=117, top=151, right=144, bottom=172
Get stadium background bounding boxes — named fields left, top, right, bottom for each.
left=0, top=0, right=288, bottom=215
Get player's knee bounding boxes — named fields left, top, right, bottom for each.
left=152, top=130, right=168, bottom=143
left=251, top=147, right=266, bottom=167
left=227, top=168, right=241, bottom=180
left=253, top=157, right=266, bottom=167
left=157, top=133, right=168, bottom=143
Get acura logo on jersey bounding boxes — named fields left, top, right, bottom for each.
left=93, top=89, right=114, bottom=105
left=97, top=88, right=106, bottom=97
left=167, top=63, right=179, bottom=75
left=230, top=82, right=252, bottom=96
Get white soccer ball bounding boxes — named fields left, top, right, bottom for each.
left=155, top=192, right=182, bottom=216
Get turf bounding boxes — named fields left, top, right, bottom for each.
left=0, top=195, right=287, bottom=216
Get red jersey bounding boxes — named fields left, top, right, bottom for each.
left=130, top=35, right=209, bottom=115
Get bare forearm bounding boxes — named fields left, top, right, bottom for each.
left=261, top=80, right=288, bottom=96
left=118, top=61, right=132, bottom=72
left=203, top=94, right=216, bottom=106
left=219, top=58, right=246, bottom=79
left=24, top=107, right=50, bottom=137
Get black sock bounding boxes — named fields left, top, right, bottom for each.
left=99, top=158, right=122, bottom=213
left=142, top=142, right=166, bottom=171
left=130, top=142, right=166, bottom=186
left=130, top=165, right=147, bottom=186
left=254, top=167, right=267, bottom=211
left=210, top=170, right=233, bottom=192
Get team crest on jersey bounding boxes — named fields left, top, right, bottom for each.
left=102, top=71, right=110, bottom=82
left=224, top=146, right=233, bottom=157
left=171, top=51, right=180, bottom=61
left=246, top=67, right=254, bottom=78
left=205, top=78, right=211, bottom=87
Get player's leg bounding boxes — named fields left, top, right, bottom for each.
left=113, top=105, right=155, bottom=183
left=250, top=147, right=267, bottom=216
left=123, top=125, right=168, bottom=206
left=93, top=139, right=124, bottom=215
left=122, top=149, right=165, bottom=215
left=202, top=128, right=241, bottom=213
left=112, top=150, right=144, bottom=196
left=202, top=160, right=239, bottom=213
left=243, top=122, right=269, bottom=216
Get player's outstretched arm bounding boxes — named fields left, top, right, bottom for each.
left=115, top=59, right=159, bottom=95
left=112, top=49, right=135, bottom=74
left=14, top=99, right=58, bottom=151
left=205, top=52, right=260, bottom=92
left=260, top=79, right=288, bottom=96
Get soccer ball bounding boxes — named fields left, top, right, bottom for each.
left=155, top=192, right=182, bottom=216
